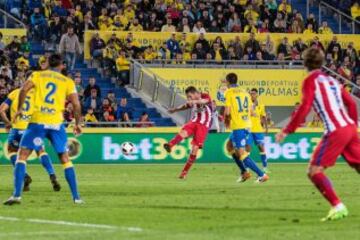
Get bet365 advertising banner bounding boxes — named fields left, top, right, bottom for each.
left=0, top=132, right=327, bottom=164
left=149, top=68, right=307, bottom=106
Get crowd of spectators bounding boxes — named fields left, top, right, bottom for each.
left=7, top=0, right=337, bottom=43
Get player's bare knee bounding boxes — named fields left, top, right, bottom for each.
left=245, top=145, right=251, bottom=153
left=191, top=145, right=199, bottom=155
left=18, top=148, right=32, bottom=161
left=179, top=130, right=188, bottom=138
left=7, top=145, right=17, bottom=153
left=58, top=153, right=70, bottom=164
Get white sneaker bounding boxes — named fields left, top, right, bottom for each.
left=74, top=199, right=85, bottom=204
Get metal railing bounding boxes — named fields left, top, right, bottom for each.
left=130, top=59, right=190, bottom=125
left=319, top=1, right=360, bottom=34
left=0, top=8, right=26, bottom=28
left=136, top=59, right=304, bottom=69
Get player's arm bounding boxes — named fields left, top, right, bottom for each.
left=276, top=77, right=315, bottom=142
left=14, top=79, right=34, bottom=123
left=260, top=105, right=268, bottom=133
left=0, top=100, right=11, bottom=132
left=341, top=87, right=358, bottom=124
left=188, top=98, right=210, bottom=105
left=68, top=93, right=82, bottom=136
left=168, top=103, right=191, bottom=113
left=224, top=91, right=231, bottom=128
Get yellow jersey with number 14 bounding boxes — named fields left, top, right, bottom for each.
left=224, top=86, right=252, bottom=130
left=7, top=88, right=34, bottom=130
left=30, top=70, right=77, bottom=125
left=250, top=102, right=266, bottom=133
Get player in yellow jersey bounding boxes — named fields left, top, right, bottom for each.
left=224, top=73, right=268, bottom=183
left=246, top=88, right=269, bottom=173
left=0, top=88, right=61, bottom=192
left=4, top=54, right=83, bottom=205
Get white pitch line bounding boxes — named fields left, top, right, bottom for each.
left=0, top=216, right=143, bottom=232
left=0, top=230, right=100, bottom=237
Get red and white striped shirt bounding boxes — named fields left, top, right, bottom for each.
left=284, top=70, right=358, bottom=134
left=190, top=93, right=213, bottom=128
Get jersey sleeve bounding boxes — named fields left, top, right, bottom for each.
left=224, top=90, right=231, bottom=107
left=66, top=79, right=77, bottom=96
left=341, top=87, right=358, bottom=124
left=283, top=75, right=316, bottom=134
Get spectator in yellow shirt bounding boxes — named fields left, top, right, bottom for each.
left=84, top=108, right=98, bottom=124
left=303, top=23, right=315, bottom=34
left=244, top=20, right=258, bottom=33
left=244, top=5, right=259, bottom=22
left=351, top=2, right=360, bottom=20
left=124, top=5, right=135, bottom=21
left=128, top=18, right=143, bottom=31
left=16, top=54, right=30, bottom=72
left=113, top=9, right=129, bottom=29
left=116, top=50, right=130, bottom=86
left=144, top=46, right=157, bottom=61
left=318, top=21, right=333, bottom=34
left=278, top=0, right=292, bottom=14
left=74, top=5, right=83, bottom=22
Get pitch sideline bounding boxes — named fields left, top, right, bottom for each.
left=0, top=216, right=143, bottom=232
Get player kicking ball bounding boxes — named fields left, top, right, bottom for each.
left=164, top=86, right=212, bottom=179
left=4, top=54, right=83, bottom=205
left=276, top=48, right=360, bottom=221
left=223, top=73, right=268, bottom=183
left=0, top=87, right=61, bottom=192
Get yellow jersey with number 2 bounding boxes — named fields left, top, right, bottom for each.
left=30, top=70, right=77, bottom=125
left=7, top=88, right=34, bottom=130
left=250, top=102, right=266, bottom=133
left=224, top=86, right=252, bottom=130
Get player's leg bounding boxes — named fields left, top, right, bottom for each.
left=178, top=124, right=207, bottom=179
left=179, top=144, right=199, bottom=179
left=228, top=138, right=250, bottom=182
left=234, top=130, right=268, bottom=182
left=342, top=125, right=360, bottom=174
left=4, top=124, right=45, bottom=205
left=308, top=131, right=351, bottom=221
left=48, top=125, right=82, bottom=203
left=36, top=149, right=61, bottom=192
left=164, top=123, right=192, bottom=153
left=254, top=133, right=269, bottom=172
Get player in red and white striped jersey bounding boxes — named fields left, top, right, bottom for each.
left=164, top=86, right=212, bottom=179
left=276, top=48, right=360, bottom=221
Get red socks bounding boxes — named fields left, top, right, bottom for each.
left=180, top=154, right=197, bottom=176
left=310, top=172, right=341, bottom=207
left=169, top=134, right=184, bottom=147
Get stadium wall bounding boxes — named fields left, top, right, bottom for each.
left=0, top=128, right=358, bottom=164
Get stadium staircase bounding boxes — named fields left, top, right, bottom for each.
left=29, top=42, right=176, bottom=126
left=292, top=0, right=354, bottom=34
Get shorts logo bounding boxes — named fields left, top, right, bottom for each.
left=241, top=139, right=246, bottom=146
left=33, top=137, right=43, bottom=147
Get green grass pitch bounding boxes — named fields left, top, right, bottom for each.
left=0, top=163, right=359, bottom=240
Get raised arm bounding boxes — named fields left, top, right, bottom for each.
left=276, top=76, right=315, bottom=142
left=168, top=103, right=191, bottom=114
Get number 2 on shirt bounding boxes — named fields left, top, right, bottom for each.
left=236, top=96, right=248, bottom=112
left=45, top=82, right=57, bottom=104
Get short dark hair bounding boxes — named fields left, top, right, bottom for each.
left=226, top=73, right=237, bottom=84
left=250, top=88, right=258, bottom=93
left=303, top=48, right=324, bottom=71
left=185, top=86, right=198, bottom=94
left=48, top=54, right=63, bottom=68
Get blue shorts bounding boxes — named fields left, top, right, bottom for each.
left=7, top=129, right=25, bottom=149
left=248, top=133, right=265, bottom=146
left=20, top=123, right=68, bottom=154
left=229, top=129, right=251, bottom=149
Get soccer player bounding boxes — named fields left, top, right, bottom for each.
left=0, top=87, right=61, bottom=192
left=247, top=88, right=269, bottom=172
left=224, top=73, right=268, bottom=183
left=4, top=54, right=83, bottom=205
left=164, top=86, right=212, bottom=179
left=276, top=48, right=360, bottom=221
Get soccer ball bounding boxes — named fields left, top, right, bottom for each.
left=121, top=142, right=135, bottom=155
